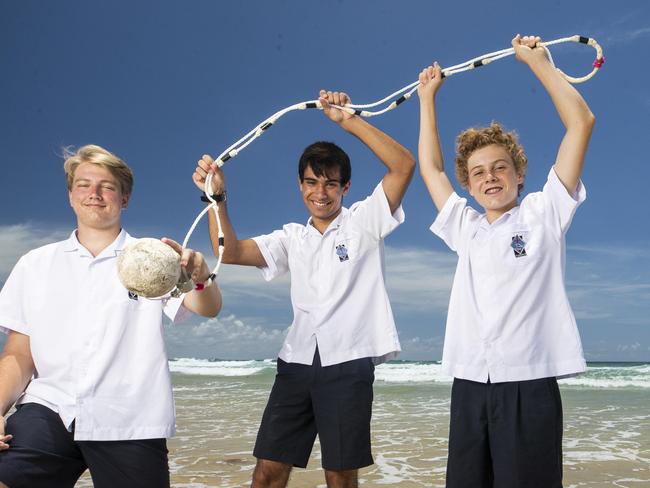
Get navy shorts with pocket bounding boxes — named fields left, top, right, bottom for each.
left=0, top=403, right=170, bottom=488
left=254, top=348, right=375, bottom=470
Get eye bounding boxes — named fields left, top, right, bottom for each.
left=473, top=170, right=483, bottom=177
left=326, top=182, right=339, bottom=189
left=101, top=184, right=116, bottom=191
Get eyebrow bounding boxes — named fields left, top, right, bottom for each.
left=74, top=178, right=118, bottom=185
left=304, top=177, right=341, bottom=184
left=470, top=159, right=510, bottom=170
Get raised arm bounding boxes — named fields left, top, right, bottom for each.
left=417, top=63, right=455, bottom=211
left=0, top=331, right=35, bottom=449
left=512, top=34, right=596, bottom=194
left=320, top=90, right=415, bottom=214
left=193, top=155, right=266, bottom=267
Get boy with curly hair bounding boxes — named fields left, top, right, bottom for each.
left=417, top=35, right=595, bottom=487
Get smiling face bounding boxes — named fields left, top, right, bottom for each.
left=299, top=164, right=350, bottom=233
left=68, top=162, right=129, bottom=233
left=466, top=144, right=524, bottom=223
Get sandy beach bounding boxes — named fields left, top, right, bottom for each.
left=75, top=361, right=650, bottom=487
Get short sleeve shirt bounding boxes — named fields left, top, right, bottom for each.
left=430, top=168, right=587, bottom=382
left=0, top=230, right=188, bottom=440
left=253, top=182, right=404, bottom=367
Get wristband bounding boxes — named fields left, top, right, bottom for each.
left=194, top=273, right=217, bottom=291
left=200, top=191, right=227, bottom=203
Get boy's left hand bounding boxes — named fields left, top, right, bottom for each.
left=512, top=34, right=549, bottom=66
left=161, top=238, right=211, bottom=285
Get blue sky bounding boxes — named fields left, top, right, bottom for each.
left=1, top=1, right=648, bottom=361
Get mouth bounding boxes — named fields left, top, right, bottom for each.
left=484, top=187, right=503, bottom=195
left=311, top=200, right=331, bottom=208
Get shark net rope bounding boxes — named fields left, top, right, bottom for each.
left=172, top=35, right=604, bottom=295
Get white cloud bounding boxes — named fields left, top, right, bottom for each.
left=604, top=26, right=650, bottom=45
left=165, top=313, right=288, bottom=359
left=0, top=224, right=69, bottom=281
left=385, top=246, right=456, bottom=312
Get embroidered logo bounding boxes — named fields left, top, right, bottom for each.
left=510, top=234, right=527, bottom=258
left=128, top=291, right=139, bottom=301
left=336, top=244, right=350, bottom=262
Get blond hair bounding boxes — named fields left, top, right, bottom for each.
left=63, top=145, right=134, bottom=196
left=455, top=122, right=528, bottom=192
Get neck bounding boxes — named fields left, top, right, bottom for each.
left=76, top=224, right=122, bottom=257
left=310, top=208, right=343, bottom=235
left=485, top=202, right=517, bottom=224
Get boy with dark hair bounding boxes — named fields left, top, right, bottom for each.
left=417, top=35, right=595, bottom=487
left=193, top=89, right=415, bottom=488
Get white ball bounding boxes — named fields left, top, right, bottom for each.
left=117, top=238, right=181, bottom=298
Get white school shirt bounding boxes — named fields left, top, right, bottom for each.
left=431, top=168, right=587, bottom=383
left=0, top=229, right=187, bottom=440
left=253, top=182, right=404, bottom=367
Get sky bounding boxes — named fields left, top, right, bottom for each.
left=1, top=0, right=649, bottom=361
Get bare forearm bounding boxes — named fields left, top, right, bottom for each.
left=340, top=116, right=415, bottom=176
left=418, top=99, right=454, bottom=210
left=529, top=58, right=595, bottom=131
left=183, top=283, right=222, bottom=318
left=0, top=353, right=34, bottom=415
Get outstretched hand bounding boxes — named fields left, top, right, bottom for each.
left=193, top=154, right=226, bottom=195
left=319, top=90, right=354, bottom=124
left=417, top=62, right=445, bottom=101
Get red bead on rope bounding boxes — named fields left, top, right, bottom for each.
left=593, top=56, right=605, bottom=68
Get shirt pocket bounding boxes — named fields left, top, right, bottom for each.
left=495, top=225, right=541, bottom=267
left=333, top=235, right=361, bottom=265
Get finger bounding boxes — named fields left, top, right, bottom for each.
left=339, top=92, right=350, bottom=105
left=161, top=238, right=183, bottom=255
left=179, top=248, right=193, bottom=268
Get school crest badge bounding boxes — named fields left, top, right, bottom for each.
left=510, top=234, right=527, bottom=258
left=336, top=244, right=350, bottom=262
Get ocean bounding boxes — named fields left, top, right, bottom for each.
left=76, top=360, right=650, bottom=487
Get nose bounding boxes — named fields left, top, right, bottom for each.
left=88, top=183, right=103, bottom=199
left=485, top=170, right=497, bottom=182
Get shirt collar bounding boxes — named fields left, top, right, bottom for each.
left=478, top=205, right=520, bottom=231
left=63, top=228, right=129, bottom=258
left=302, top=206, right=349, bottom=238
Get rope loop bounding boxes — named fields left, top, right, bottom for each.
left=178, top=35, right=603, bottom=286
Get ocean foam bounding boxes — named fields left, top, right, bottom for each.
left=168, top=358, right=650, bottom=389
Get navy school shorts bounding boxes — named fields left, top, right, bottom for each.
left=253, top=348, right=375, bottom=470
left=446, top=377, right=563, bottom=488
left=0, top=403, right=170, bottom=488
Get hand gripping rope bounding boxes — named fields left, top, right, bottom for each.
left=180, top=34, right=603, bottom=290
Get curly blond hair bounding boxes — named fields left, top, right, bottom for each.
left=63, top=145, right=134, bottom=196
left=455, top=122, right=527, bottom=192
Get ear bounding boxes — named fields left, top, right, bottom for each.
left=466, top=181, right=475, bottom=198
left=517, top=172, right=524, bottom=186
left=68, top=190, right=74, bottom=208
left=122, top=193, right=130, bottom=209
left=342, top=181, right=351, bottom=196
left=297, top=176, right=303, bottom=190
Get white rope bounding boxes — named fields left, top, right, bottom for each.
left=180, top=34, right=604, bottom=283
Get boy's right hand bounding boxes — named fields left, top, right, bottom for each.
left=193, top=154, right=226, bottom=195
left=0, top=417, right=12, bottom=450
left=417, top=62, right=445, bottom=101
